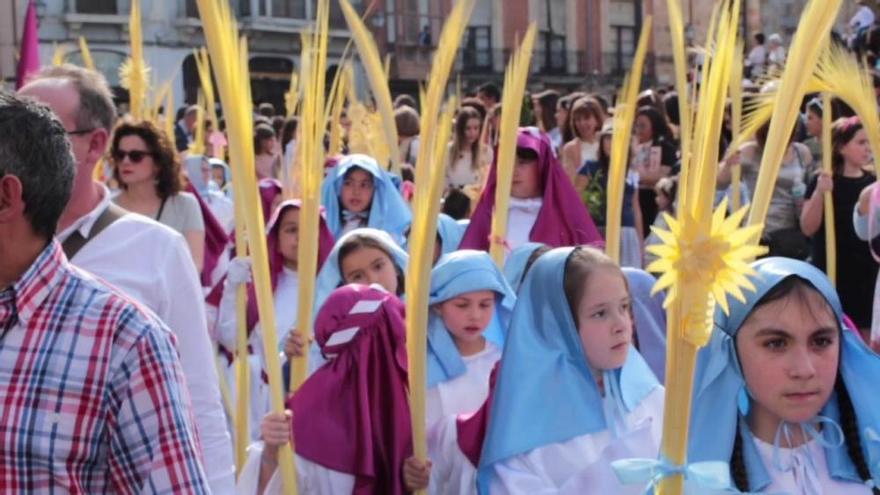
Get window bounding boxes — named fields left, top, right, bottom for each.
left=272, top=0, right=306, bottom=18
left=75, top=0, right=117, bottom=14
left=462, top=26, right=492, bottom=72
left=239, top=0, right=307, bottom=18
left=538, top=30, right=566, bottom=74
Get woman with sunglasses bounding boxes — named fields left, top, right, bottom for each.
left=110, top=119, right=205, bottom=272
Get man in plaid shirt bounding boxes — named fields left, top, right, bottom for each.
left=0, top=93, right=209, bottom=491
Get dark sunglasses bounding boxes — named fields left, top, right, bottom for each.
left=112, top=150, right=153, bottom=163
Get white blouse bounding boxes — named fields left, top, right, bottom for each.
left=753, top=436, right=872, bottom=495
left=426, top=342, right=501, bottom=427
left=487, top=386, right=665, bottom=495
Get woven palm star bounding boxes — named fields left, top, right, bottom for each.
left=646, top=199, right=767, bottom=344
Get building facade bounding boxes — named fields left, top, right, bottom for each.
left=2, top=0, right=637, bottom=100
left=2, top=0, right=357, bottom=111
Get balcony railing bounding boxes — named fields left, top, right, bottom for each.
left=456, top=48, right=589, bottom=76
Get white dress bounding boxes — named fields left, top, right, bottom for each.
left=506, top=198, right=542, bottom=252
left=487, top=386, right=665, bottom=495
left=427, top=415, right=479, bottom=495
left=237, top=441, right=355, bottom=495
left=217, top=267, right=299, bottom=442
left=753, top=436, right=872, bottom=495
left=852, top=205, right=880, bottom=342
left=426, top=342, right=501, bottom=427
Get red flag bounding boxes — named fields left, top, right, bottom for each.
left=15, top=0, right=40, bottom=89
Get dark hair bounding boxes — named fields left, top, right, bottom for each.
left=258, top=102, right=275, bottom=118
left=663, top=92, right=680, bottom=127
left=337, top=234, right=405, bottom=295
left=831, top=117, right=865, bottom=175
left=522, top=245, right=552, bottom=282
left=281, top=117, right=298, bottom=149
left=453, top=106, right=484, bottom=170
left=557, top=92, right=587, bottom=143
left=393, top=94, right=418, bottom=110
left=754, top=33, right=766, bottom=45
left=534, top=90, right=560, bottom=132
left=589, top=93, right=610, bottom=115
left=394, top=106, right=420, bottom=138
left=477, top=82, right=501, bottom=102
left=461, top=97, right=488, bottom=122
left=562, top=247, right=629, bottom=328
left=271, top=115, right=285, bottom=137
left=0, top=91, right=75, bottom=238
left=636, top=106, right=673, bottom=144
left=31, top=64, right=117, bottom=132
left=442, top=188, right=471, bottom=220
left=254, top=123, right=276, bottom=156
left=570, top=97, right=605, bottom=141
left=110, top=119, right=183, bottom=200
left=637, top=89, right=660, bottom=111
left=806, top=97, right=823, bottom=118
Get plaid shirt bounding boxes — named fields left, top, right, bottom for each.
left=0, top=241, right=210, bottom=493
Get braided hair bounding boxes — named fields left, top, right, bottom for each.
left=730, top=421, right=750, bottom=492
left=836, top=378, right=880, bottom=494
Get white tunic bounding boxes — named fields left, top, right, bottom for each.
left=217, top=267, right=299, bottom=442
left=852, top=206, right=880, bottom=343
left=237, top=441, right=355, bottom=495
left=506, top=198, right=542, bottom=252
left=426, top=342, right=501, bottom=427
left=427, top=415, right=478, bottom=495
left=753, top=436, right=872, bottom=495
left=487, top=386, right=665, bottom=495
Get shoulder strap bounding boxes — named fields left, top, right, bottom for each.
left=155, top=197, right=168, bottom=221
left=61, top=203, right=128, bottom=260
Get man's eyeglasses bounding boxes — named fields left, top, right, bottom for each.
left=112, top=150, right=154, bottom=163
left=66, top=128, right=96, bottom=136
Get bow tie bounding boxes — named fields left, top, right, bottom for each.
left=342, top=210, right=369, bottom=224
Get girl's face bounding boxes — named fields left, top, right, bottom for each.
left=601, top=134, right=613, bottom=156
left=211, top=166, right=226, bottom=187
left=340, top=167, right=375, bottom=213
left=840, top=129, right=872, bottom=168
left=806, top=110, right=822, bottom=138
left=575, top=266, right=633, bottom=373
left=635, top=114, right=653, bottom=143
left=655, top=191, right=671, bottom=211
left=464, top=118, right=482, bottom=145
left=262, top=136, right=278, bottom=155
left=510, top=155, right=542, bottom=199
left=276, top=207, right=300, bottom=269
left=736, top=288, right=840, bottom=430
left=435, top=290, right=496, bottom=351
left=574, top=113, right=599, bottom=140
left=555, top=105, right=569, bottom=131
left=115, top=135, right=157, bottom=187
left=532, top=99, right=543, bottom=124
left=340, top=246, right=399, bottom=294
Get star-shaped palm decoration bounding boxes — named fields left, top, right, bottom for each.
left=119, top=57, right=150, bottom=119
left=646, top=198, right=767, bottom=345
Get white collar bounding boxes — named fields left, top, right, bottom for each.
left=508, top=197, right=543, bottom=211
left=56, top=183, right=114, bottom=242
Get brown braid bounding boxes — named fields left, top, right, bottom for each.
left=836, top=379, right=880, bottom=494
left=730, top=421, right=750, bottom=492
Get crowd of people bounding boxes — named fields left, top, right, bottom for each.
left=6, top=7, right=880, bottom=494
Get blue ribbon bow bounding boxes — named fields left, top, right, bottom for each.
left=612, top=457, right=733, bottom=493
